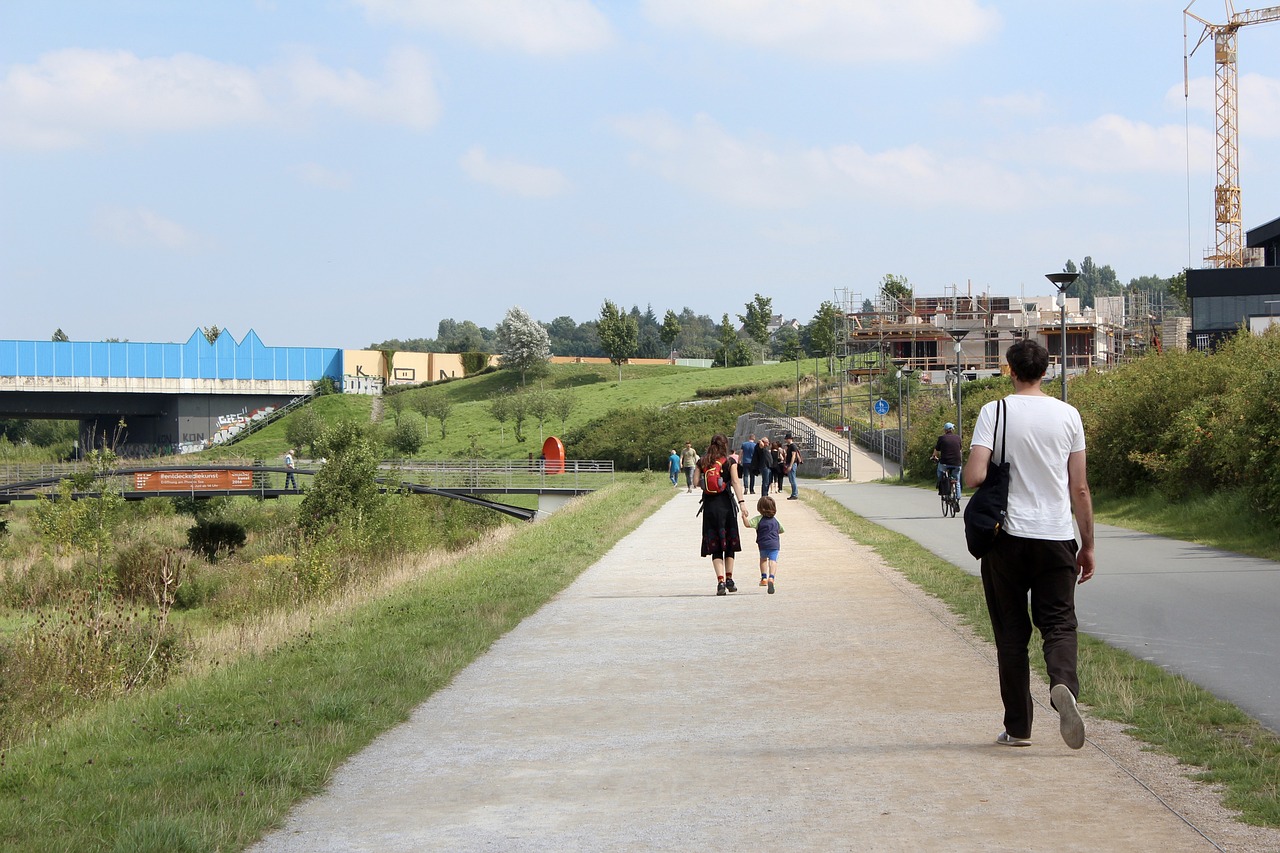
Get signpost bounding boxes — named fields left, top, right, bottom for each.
left=874, top=399, right=889, bottom=479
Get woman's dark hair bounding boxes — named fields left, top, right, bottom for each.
left=1006, top=339, right=1049, bottom=383
left=699, top=433, right=730, bottom=471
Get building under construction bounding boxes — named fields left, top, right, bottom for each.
left=834, top=285, right=1179, bottom=385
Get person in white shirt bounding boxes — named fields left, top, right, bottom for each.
left=963, top=338, right=1095, bottom=750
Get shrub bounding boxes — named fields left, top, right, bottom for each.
left=186, top=519, right=247, bottom=561
left=114, top=540, right=187, bottom=603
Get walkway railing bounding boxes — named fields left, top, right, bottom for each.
left=0, top=459, right=615, bottom=500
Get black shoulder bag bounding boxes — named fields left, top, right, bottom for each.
left=963, top=399, right=1009, bottom=560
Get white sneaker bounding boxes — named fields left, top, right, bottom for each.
left=996, top=731, right=1031, bottom=747
left=1051, top=684, right=1085, bottom=750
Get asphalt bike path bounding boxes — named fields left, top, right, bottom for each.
left=251, top=488, right=1256, bottom=852
left=814, top=481, right=1280, bottom=734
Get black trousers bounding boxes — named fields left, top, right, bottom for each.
left=980, top=533, right=1080, bottom=740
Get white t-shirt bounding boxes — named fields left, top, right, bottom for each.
left=969, top=394, right=1085, bottom=541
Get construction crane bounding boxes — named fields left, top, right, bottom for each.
left=1184, top=1, right=1280, bottom=268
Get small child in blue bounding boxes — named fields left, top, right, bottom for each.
left=746, top=495, right=785, bottom=594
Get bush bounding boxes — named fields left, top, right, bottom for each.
left=187, top=519, right=247, bottom=561
left=564, top=400, right=755, bottom=470
left=114, top=540, right=187, bottom=603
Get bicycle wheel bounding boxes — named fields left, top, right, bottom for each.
left=941, top=494, right=952, bottom=517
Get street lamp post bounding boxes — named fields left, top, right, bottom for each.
left=947, top=328, right=970, bottom=440
left=894, top=363, right=914, bottom=482
left=1046, top=272, right=1080, bottom=403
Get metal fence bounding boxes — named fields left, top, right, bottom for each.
left=0, top=459, right=615, bottom=499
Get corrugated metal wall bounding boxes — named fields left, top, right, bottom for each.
left=0, top=329, right=342, bottom=382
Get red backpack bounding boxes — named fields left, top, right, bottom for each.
left=703, top=457, right=728, bottom=494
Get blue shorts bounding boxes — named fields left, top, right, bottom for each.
left=759, top=549, right=780, bottom=562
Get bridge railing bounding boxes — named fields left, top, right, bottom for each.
left=0, top=459, right=616, bottom=499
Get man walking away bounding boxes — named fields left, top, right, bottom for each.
left=963, top=339, right=1094, bottom=750
left=783, top=433, right=803, bottom=500
left=284, top=449, right=298, bottom=490
left=740, top=434, right=758, bottom=494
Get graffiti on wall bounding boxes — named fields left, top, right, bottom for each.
left=177, top=403, right=278, bottom=454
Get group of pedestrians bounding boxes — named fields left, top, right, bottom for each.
left=737, top=432, right=802, bottom=501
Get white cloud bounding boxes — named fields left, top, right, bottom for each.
left=1173, top=72, right=1280, bottom=137
left=1027, top=114, right=1213, bottom=174
left=290, top=162, right=354, bottom=189
left=460, top=146, right=570, bottom=197
left=0, top=49, right=268, bottom=148
left=355, top=0, right=614, bottom=55
left=979, top=91, right=1047, bottom=118
left=0, top=47, right=439, bottom=149
left=92, top=207, right=204, bottom=250
left=276, top=46, right=438, bottom=129
left=612, top=112, right=1046, bottom=211
left=642, top=0, right=1000, bottom=62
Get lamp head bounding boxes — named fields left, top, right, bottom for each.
left=1045, top=272, right=1079, bottom=292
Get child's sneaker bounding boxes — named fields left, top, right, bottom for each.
left=716, top=581, right=727, bottom=596
left=724, top=578, right=737, bottom=593
left=767, top=579, right=775, bottom=594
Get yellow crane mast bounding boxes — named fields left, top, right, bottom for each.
left=1184, top=1, right=1280, bottom=268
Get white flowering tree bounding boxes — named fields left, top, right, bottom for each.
left=496, top=305, right=551, bottom=384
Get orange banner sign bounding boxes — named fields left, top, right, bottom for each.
left=134, top=470, right=255, bottom=491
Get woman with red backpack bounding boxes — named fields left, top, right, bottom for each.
left=695, top=433, right=751, bottom=596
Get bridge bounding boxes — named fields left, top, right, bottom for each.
left=0, top=459, right=615, bottom=521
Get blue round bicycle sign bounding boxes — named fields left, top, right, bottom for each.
left=874, top=398, right=889, bottom=415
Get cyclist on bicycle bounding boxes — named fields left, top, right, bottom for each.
left=931, top=422, right=963, bottom=501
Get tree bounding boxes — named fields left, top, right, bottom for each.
left=285, top=406, right=325, bottom=457
left=384, top=393, right=407, bottom=424
left=202, top=325, right=222, bottom=344
left=880, top=274, right=912, bottom=320
left=509, top=390, right=529, bottom=443
left=496, top=306, right=551, bottom=384
left=415, top=393, right=453, bottom=440
left=1167, top=269, right=1189, bottom=313
left=387, top=409, right=426, bottom=456
left=775, top=326, right=803, bottom=362
left=51, top=328, right=69, bottom=342
left=660, top=310, right=681, bottom=353
left=738, top=293, right=773, bottom=363
left=551, top=389, right=578, bottom=431
left=805, top=301, right=839, bottom=372
left=597, top=300, right=639, bottom=381
left=526, top=387, right=550, bottom=443
left=298, top=421, right=381, bottom=537
left=489, top=393, right=513, bottom=441
left=717, top=313, right=740, bottom=368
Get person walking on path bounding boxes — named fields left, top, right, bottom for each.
left=745, top=495, right=785, bottom=593
left=755, top=437, right=772, bottom=496
left=680, top=441, right=699, bottom=493
left=667, top=449, right=681, bottom=487
left=782, top=434, right=803, bottom=500
left=931, top=422, right=963, bottom=501
left=740, top=434, right=758, bottom=494
left=695, top=433, right=751, bottom=596
left=284, top=449, right=298, bottom=490
left=963, top=339, right=1095, bottom=750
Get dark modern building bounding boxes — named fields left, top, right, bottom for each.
left=1187, top=214, right=1280, bottom=350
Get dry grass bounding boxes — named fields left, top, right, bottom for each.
left=183, top=523, right=521, bottom=676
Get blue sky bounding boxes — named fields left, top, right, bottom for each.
left=2, top=1, right=1278, bottom=349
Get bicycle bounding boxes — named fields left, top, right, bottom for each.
left=937, top=467, right=961, bottom=518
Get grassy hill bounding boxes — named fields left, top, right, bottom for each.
left=209, top=361, right=804, bottom=463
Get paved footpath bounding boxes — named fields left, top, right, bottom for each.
left=253, top=490, right=1272, bottom=852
